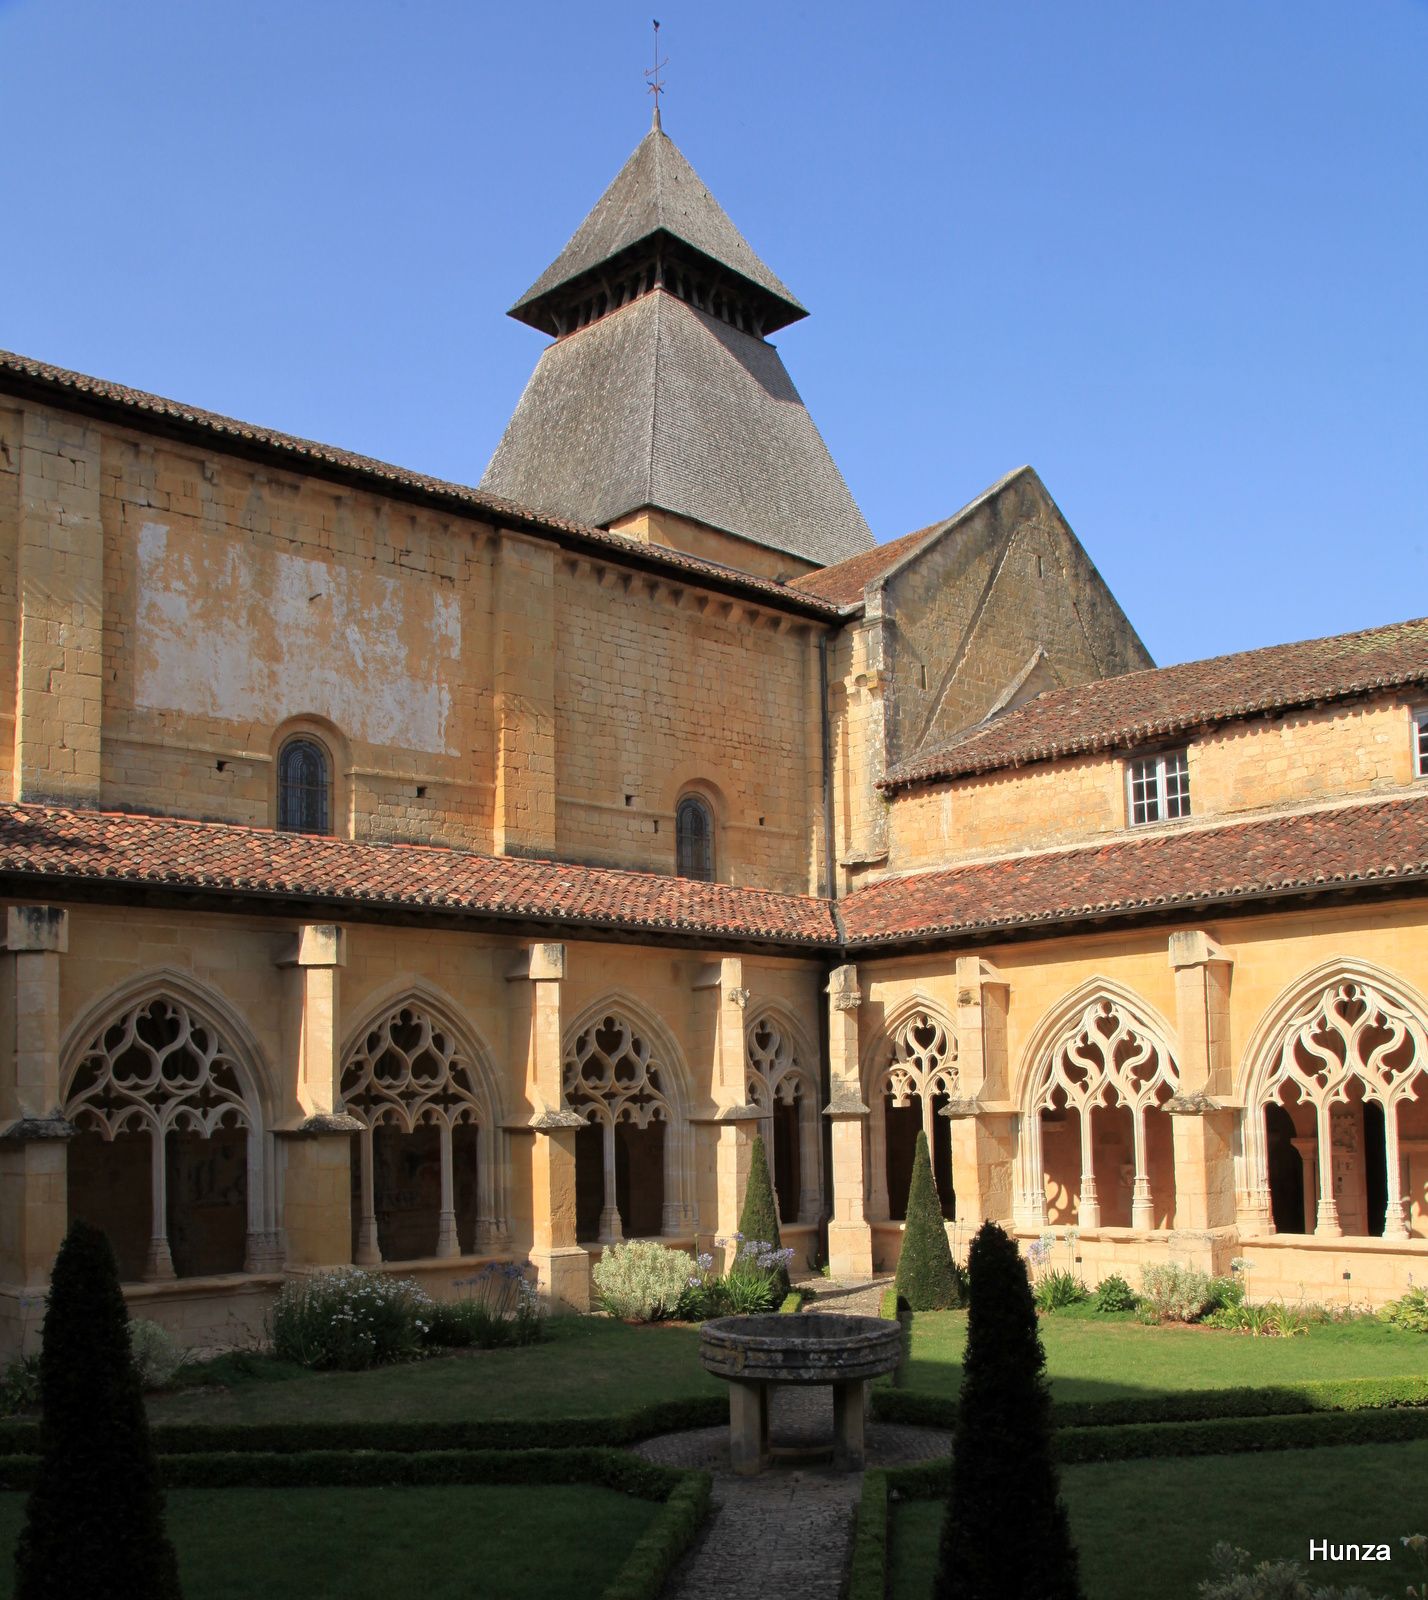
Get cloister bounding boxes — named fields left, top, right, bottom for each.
left=47, top=950, right=1428, bottom=1319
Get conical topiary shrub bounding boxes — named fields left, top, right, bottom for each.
left=935, top=1220, right=1083, bottom=1600
left=737, top=1133, right=789, bottom=1292
left=894, top=1130, right=965, bottom=1311
left=15, top=1221, right=183, bottom=1600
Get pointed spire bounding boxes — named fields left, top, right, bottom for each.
left=507, top=124, right=807, bottom=338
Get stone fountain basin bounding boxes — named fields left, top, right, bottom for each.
left=698, top=1313, right=901, bottom=1386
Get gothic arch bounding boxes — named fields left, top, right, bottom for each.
left=561, top=993, right=695, bottom=1243
left=60, top=969, right=278, bottom=1281
left=745, top=1002, right=822, bottom=1225
left=1238, top=959, right=1428, bottom=1240
left=1013, top=979, right=1182, bottom=1231
left=860, top=995, right=959, bottom=1222
left=339, top=981, right=508, bottom=1261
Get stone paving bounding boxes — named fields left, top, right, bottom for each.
left=632, top=1275, right=951, bottom=1600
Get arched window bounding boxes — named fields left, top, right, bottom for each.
left=277, top=737, right=331, bottom=834
left=341, top=1004, right=493, bottom=1263
left=564, top=1012, right=674, bottom=1242
left=1246, top=976, right=1427, bottom=1241
left=746, top=1014, right=822, bottom=1225
left=64, top=993, right=265, bottom=1281
left=1023, top=995, right=1179, bottom=1232
left=675, top=794, right=714, bottom=881
left=868, top=1009, right=958, bottom=1222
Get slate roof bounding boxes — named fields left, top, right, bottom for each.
left=480, top=291, right=873, bottom=568
left=840, top=795, right=1428, bottom=946
left=0, top=806, right=837, bottom=946
left=3, top=798, right=1427, bottom=952
left=884, top=616, right=1428, bottom=792
left=0, top=349, right=841, bottom=621
left=510, top=122, right=806, bottom=334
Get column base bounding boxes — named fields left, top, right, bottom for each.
left=529, top=1245, right=590, bottom=1312
left=828, top=1221, right=874, bottom=1279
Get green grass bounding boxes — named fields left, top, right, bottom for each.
left=148, top=1315, right=723, bottom=1427
left=901, top=1310, right=1425, bottom=1404
left=0, top=1483, right=657, bottom=1599
left=889, top=1440, right=1428, bottom=1600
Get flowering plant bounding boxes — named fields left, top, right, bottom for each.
left=426, top=1262, right=544, bottom=1348
left=592, top=1239, right=697, bottom=1321
left=678, top=1235, right=797, bottom=1318
left=269, top=1267, right=433, bottom=1370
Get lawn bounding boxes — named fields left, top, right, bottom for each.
left=147, top=1315, right=723, bottom=1428
left=0, top=1483, right=657, bottom=1600
left=889, top=1439, right=1428, bottom=1600
left=901, top=1310, right=1426, bottom=1405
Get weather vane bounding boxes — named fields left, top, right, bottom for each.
left=644, top=19, right=668, bottom=126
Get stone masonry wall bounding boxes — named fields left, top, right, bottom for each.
left=884, top=693, right=1424, bottom=873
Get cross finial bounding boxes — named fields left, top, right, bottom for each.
left=644, top=19, right=667, bottom=129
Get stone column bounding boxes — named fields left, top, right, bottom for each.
left=509, top=944, right=588, bottom=1310
left=825, top=963, right=873, bottom=1278
left=1291, top=1136, right=1318, bottom=1235
left=276, top=925, right=358, bottom=1269
left=0, top=907, right=73, bottom=1341
left=693, top=958, right=761, bottom=1265
left=492, top=533, right=557, bottom=857
left=12, top=410, right=104, bottom=806
left=946, top=958, right=1014, bottom=1229
left=1168, top=931, right=1238, bottom=1234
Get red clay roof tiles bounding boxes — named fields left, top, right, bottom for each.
left=841, top=795, right=1428, bottom=945
left=2, top=798, right=1426, bottom=951
left=0, top=805, right=837, bottom=945
left=885, top=616, right=1428, bottom=791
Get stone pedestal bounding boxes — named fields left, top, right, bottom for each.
left=831, top=1380, right=867, bottom=1470
left=728, top=1379, right=771, bottom=1476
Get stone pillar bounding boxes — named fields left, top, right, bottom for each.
left=492, top=533, right=557, bottom=857
left=946, top=957, right=1014, bottom=1229
left=509, top=944, right=588, bottom=1310
left=0, top=908, right=72, bottom=1339
left=691, top=959, right=761, bottom=1261
left=276, top=925, right=357, bottom=1268
left=824, top=963, right=873, bottom=1278
left=12, top=409, right=104, bottom=806
left=1167, top=931, right=1237, bottom=1235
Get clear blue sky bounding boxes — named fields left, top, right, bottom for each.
left=2, top=1, right=1424, bottom=666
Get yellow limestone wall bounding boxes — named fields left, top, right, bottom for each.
left=884, top=694, right=1425, bottom=873
left=0, top=898, right=824, bottom=1350
left=851, top=897, right=1428, bottom=1304
left=0, top=398, right=829, bottom=889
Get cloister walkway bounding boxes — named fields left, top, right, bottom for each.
left=633, top=1275, right=951, bottom=1600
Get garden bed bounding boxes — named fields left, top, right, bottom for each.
left=0, top=1449, right=708, bottom=1600
left=873, top=1439, right=1428, bottom=1600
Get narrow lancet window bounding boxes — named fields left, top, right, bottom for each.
left=675, top=794, right=715, bottom=881
left=277, top=738, right=331, bottom=834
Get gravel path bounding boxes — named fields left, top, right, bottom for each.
left=632, top=1275, right=950, bottom=1600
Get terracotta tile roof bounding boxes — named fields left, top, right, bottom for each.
left=0, top=349, right=840, bottom=621
left=885, top=616, right=1428, bottom=792
left=0, top=806, right=838, bottom=946
left=842, top=795, right=1428, bottom=945
left=790, top=521, right=943, bottom=605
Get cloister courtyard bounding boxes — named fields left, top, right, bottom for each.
left=4, top=1257, right=1425, bottom=1599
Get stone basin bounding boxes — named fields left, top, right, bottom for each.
left=697, top=1313, right=901, bottom=1474
left=698, top=1313, right=901, bottom=1385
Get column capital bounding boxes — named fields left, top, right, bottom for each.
left=2, top=906, right=68, bottom=954
left=827, top=963, right=861, bottom=1010
left=1168, top=930, right=1232, bottom=971
left=507, top=942, right=566, bottom=982
left=277, top=923, right=345, bottom=969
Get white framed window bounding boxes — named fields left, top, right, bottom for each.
left=1126, top=750, right=1191, bottom=826
left=1416, top=708, right=1428, bottom=780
